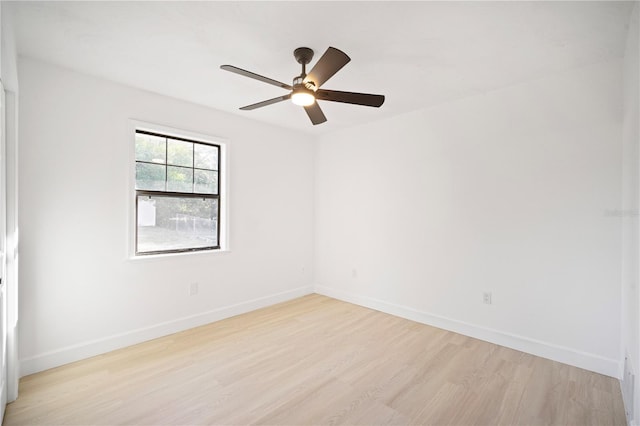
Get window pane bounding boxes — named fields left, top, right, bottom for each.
left=167, top=166, right=193, bottom=192
left=137, top=195, right=218, bottom=253
left=194, top=170, right=218, bottom=194
left=135, top=133, right=166, bottom=164
left=136, top=162, right=165, bottom=191
left=167, top=139, right=193, bottom=167
left=194, top=144, right=218, bottom=170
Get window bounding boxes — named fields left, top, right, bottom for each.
left=134, top=129, right=221, bottom=255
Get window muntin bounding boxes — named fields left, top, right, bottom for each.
left=134, top=130, right=221, bottom=255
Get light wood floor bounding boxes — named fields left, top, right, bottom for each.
left=4, top=294, right=627, bottom=425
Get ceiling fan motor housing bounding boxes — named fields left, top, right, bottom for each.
left=292, top=76, right=317, bottom=92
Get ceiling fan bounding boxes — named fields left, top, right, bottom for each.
left=220, top=47, right=385, bottom=125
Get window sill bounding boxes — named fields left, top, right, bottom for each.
left=128, top=248, right=231, bottom=262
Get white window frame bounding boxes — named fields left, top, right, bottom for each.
left=128, top=120, right=229, bottom=259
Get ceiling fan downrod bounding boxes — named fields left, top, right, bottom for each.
left=293, top=47, right=314, bottom=79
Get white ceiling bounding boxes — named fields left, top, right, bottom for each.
left=8, top=1, right=635, bottom=135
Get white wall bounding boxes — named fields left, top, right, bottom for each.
left=315, top=60, right=623, bottom=377
left=622, top=2, right=640, bottom=423
left=18, top=57, right=315, bottom=375
left=1, top=7, right=18, bottom=94
left=14, top=14, right=632, bottom=389
left=1, top=2, right=20, bottom=403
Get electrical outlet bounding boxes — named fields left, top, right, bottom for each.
left=189, top=282, right=199, bottom=296
left=483, top=292, right=492, bottom=305
left=351, top=268, right=358, bottom=279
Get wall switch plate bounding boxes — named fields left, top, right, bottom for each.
left=483, top=292, right=492, bottom=304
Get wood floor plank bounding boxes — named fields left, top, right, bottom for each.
left=4, top=294, right=626, bottom=425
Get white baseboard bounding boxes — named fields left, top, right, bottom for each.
left=315, top=285, right=620, bottom=378
left=20, top=285, right=314, bottom=377
left=20, top=284, right=620, bottom=379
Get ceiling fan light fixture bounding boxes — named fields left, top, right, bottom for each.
left=291, top=89, right=315, bottom=106
left=221, top=46, right=385, bottom=125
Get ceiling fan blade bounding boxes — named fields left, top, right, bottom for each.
left=304, top=102, right=327, bottom=125
left=304, top=47, right=350, bottom=88
left=221, top=65, right=292, bottom=90
left=240, top=94, right=291, bottom=110
left=316, top=89, right=385, bottom=107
